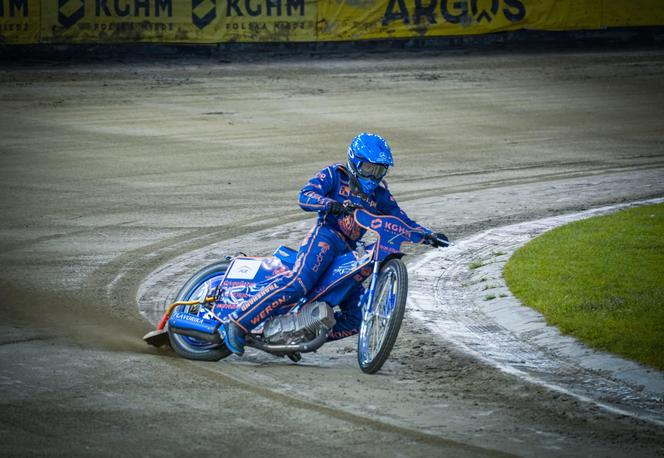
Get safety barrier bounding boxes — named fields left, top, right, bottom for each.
left=1, top=0, right=663, bottom=45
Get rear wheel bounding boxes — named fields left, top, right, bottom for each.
left=167, top=261, right=232, bottom=362
left=357, top=258, right=408, bottom=374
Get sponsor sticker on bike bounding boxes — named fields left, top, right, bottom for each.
left=226, top=258, right=262, bottom=280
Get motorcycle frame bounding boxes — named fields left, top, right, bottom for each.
left=156, top=208, right=428, bottom=352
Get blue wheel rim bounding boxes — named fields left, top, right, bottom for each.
left=175, top=272, right=225, bottom=349
left=358, top=265, right=398, bottom=366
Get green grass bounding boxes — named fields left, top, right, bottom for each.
left=503, top=203, right=664, bottom=371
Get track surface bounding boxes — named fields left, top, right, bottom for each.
left=409, top=198, right=664, bottom=427
left=1, top=48, right=664, bottom=456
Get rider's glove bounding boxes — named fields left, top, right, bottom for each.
left=324, top=199, right=345, bottom=215
left=424, top=232, right=450, bottom=248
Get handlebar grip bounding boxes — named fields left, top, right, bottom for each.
left=424, top=233, right=451, bottom=248
left=342, top=204, right=361, bottom=215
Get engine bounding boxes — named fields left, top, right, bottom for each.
left=263, top=302, right=336, bottom=346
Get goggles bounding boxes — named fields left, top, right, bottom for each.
left=357, top=161, right=388, bottom=180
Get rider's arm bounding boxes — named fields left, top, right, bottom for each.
left=299, top=166, right=338, bottom=213
left=376, top=185, right=432, bottom=234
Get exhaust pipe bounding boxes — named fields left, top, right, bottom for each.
left=168, top=311, right=221, bottom=344
left=246, top=326, right=330, bottom=356
left=170, top=326, right=222, bottom=344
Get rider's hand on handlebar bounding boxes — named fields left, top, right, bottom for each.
left=325, top=200, right=345, bottom=215
left=424, top=232, right=450, bottom=248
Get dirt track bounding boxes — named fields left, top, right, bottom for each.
left=1, top=48, right=664, bottom=456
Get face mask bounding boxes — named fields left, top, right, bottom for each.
left=357, top=175, right=380, bottom=196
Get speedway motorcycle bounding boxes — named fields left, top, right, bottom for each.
left=143, top=206, right=448, bottom=374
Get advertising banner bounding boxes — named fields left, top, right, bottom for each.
left=41, top=0, right=317, bottom=43
left=317, top=0, right=603, bottom=42
left=2, top=0, right=663, bottom=45
left=0, top=0, right=39, bottom=43
left=602, top=0, right=664, bottom=28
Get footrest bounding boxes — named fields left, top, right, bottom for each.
left=143, top=329, right=169, bottom=347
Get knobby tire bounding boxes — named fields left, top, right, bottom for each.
left=358, top=258, right=408, bottom=374
left=168, top=260, right=232, bottom=362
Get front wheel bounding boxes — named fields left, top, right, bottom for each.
left=357, top=258, right=408, bottom=374
left=167, top=261, right=232, bottom=362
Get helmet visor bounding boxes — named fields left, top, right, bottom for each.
left=357, top=161, right=388, bottom=180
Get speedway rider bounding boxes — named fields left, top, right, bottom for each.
left=221, top=133, right=448, bottom=355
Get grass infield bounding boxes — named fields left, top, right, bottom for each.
left=504, top=203, right=664, bottom=371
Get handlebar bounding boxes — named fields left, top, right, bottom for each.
left=342, top=203, right=362, bottom=215
left=422, top=232, right=452, bottom=249
left=341, top=203, right=452, bottom=249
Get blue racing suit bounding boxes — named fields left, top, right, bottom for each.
left=228, top=164, right=429, bottom=340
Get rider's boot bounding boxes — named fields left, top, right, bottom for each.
left=219, top=321, right=246, bottom=356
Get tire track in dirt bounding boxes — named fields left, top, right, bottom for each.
left=408, top=198, right=664, bottom=426
left=117, top=169, right=664, bottom=456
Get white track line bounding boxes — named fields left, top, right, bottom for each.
left=408, top=198, right=664, bottom=426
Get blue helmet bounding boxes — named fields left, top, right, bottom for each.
left=347, top=133, right=394, bottom=196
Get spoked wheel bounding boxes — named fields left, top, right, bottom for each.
left=357, top=258, right=408, bottom=374
left=167, top=261, right=232, bottom=362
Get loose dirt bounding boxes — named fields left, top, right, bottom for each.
left=1, top=48, right=663, bottom=456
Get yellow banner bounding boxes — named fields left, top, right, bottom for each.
left=603, top=0, right=664, bottom=28
left=42, top=0, right=317, bottom=43
left=524, top=0, right=602, bottom=31
left=3, top=0, right=664, bottom=44
left=0, top=0, right=39, bottom=43
left=318, top=0, right=604, bottom=41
